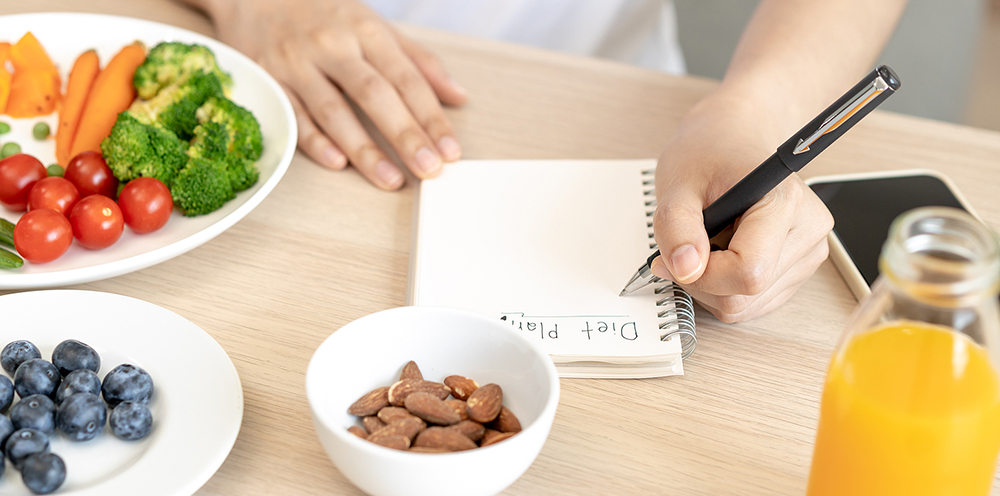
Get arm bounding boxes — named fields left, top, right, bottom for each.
left=652, top=0, right=908, bottom=322
left=175, top=0, right=467, bottom=190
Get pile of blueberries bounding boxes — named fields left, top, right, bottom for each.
left=0, top=339, right=155, bottom=494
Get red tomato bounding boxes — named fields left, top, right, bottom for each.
left=65, top=151, right=118, bottom=198
left=13, top=209, right=73, bottom=263
left=28, top=176, right=81, bottom=217
left=69, top=195, right=124, bottom=250
left=0, top=154, right=48, bottom=211
left=118, top=177, right=173, bottom=234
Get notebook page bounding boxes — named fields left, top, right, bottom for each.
left=410, top=160, right=683, bottom=366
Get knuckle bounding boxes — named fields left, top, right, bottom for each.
left=315, top=98, right=348, bottom=123
left=714, top=296, right=752, bottom=322
left=351, top=142, right=383, bottom=164
left=355, top=18, right=385, bottom=39
left=355, top=73, right=390, bottom=103
left=393, top=70, right=427, bottom=97
left=394, top=127, right=427, bottom=150
left=735, top=263, right=770, bottom=295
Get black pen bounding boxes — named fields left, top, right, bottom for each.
left=620, top=65, right=901, bottom=296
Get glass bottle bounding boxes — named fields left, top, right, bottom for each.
left=806, top=206, right=1000, bottom=496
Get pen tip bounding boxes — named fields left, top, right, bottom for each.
left=618, top=289, right=627, bottom=297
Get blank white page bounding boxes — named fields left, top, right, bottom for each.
left=408, top=160, right=684, bottom=377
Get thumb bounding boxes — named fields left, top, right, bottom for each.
left=651, top=192, right=711, bottom=284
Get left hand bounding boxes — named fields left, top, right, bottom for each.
left=650, top=95, right=834, bottom=323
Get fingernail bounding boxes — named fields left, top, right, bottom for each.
left=669, top=244, right=702, bottom=283
left=448, top=77, right=467, bottom=97
left=437, top=136, right=461, bottom=161
left=415, top=147, right=442, bottom=174
left=650, top=256, right=672, bottom=281
left=324, top=147, right=346, bottom=168
left=376, top=160, right=404, bottom=188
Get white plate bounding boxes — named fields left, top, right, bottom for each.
left=0, top=290, right=243, bottom=495
left=0, top=13, right=297, bottom=289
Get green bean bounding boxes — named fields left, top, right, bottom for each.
left=0, top=122, right=10, bottom=135
left=0, top=247, right=23, bottom=269
left=33, top=122, right=50, bottom=140
left=0, top=218, right=16, bottom=248
left=0, top=142, right=21, bottom=158
left=47, top=164, right=64, bottom=177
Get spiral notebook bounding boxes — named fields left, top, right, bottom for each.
left=406, top=159, right=697, bottom=379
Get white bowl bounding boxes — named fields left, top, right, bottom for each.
left=306, top=306, right=560, bottom=496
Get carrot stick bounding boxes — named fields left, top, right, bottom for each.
left=56, top=50, right=100, bottom=166
left=70, top=42, right=145, bottom=158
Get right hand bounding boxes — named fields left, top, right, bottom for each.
left=206, top=0, right=468, bottom=189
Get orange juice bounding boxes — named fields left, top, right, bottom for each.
left=807, top=320, right=1000, bottom=496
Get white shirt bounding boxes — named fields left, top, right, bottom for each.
left=366, top=0, right=686, bottom=75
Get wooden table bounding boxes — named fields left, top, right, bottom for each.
left=4, top=1, right=1000, bottom=494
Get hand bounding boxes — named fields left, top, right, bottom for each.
left=206, top=0, right=468, bottom=189
left=651, top=96, right=833, bottom=323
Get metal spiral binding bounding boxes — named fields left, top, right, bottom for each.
left=643, top=168, right=697, bottom=359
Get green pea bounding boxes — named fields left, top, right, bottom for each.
left=47, top=164, right=64, bottom=177
left=0, top=142, right=20, bottom=159
left=0, top=122, right=10, bottom=135
left=33, top=122, right=50, bottom=141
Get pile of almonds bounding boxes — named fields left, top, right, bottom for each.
left=346, top=360, right=522, bottom=452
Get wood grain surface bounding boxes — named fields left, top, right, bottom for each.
left=1, top=1, right=999, bottom=494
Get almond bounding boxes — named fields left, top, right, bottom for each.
left=409, top=446, right=450, bottom=454
left=362, top=416, right=386, bottom=434
left=413, top=426, right=477, bottom=451
left=348, top=386, right=390, bottom=416
left=445, top=399, right=469, bottom=421
left=374, top=415, right=426, bottom=442
left=367, top=432, right=410, bottom=451
left=443, top=375, right=479, bottom=400
left=480, top=431, right=516, bottom=447
left=488, top=406, right=522, bottom=433
left=404, top=392, right=461, bottom=426
left=377, top=406, right=416, bottom=425
left=466, top=383, right=503, bottom=423
left=399, top=360, right=423, bottom=381
left=447, top=420, right=486, bottom=442
left=388, top=379, right=451, bottom=406
left=347, top=426, right=368, bottom=439
left=481, top=428, right=503, bottom=445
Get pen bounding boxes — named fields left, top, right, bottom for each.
left=620, top=65, right=901, bottom=296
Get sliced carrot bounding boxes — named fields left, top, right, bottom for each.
left=0, top=43, right=10, bottom=114
left=70, top=42, right=146, bottom=158
left=6, top=69, right=60, bottom=117
left=9, top=32, right=58, bottom=74
left=56, top=50, right=100, bottom=165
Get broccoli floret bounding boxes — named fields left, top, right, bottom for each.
left=188, top=121, right=259, bottom=192
left=195, top=96, right=263, bottom=161
left=128, top=71, right=224, bottom=140
left=100, top=113, right=188, bottom=187
left=170, top=157, right=235, bottom=216
left=133, top=42, right=233, bottom=100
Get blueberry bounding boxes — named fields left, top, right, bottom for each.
left=14, top=359, right=61, bottom=399
left=21, top=452, right=66, bottom=494
left=55, top=369, right=102, bottom=404
left=109, top=401, right=153, bottom=440
left=0, top=415, right=13, bottom=452
left=57, top=392, right=107, bottom=441
left=9, top=394, right=57, bottom=435
left=51, top=339, right=101, bottom=377
left=2, top=340, right=41, bottom=376
left=102, top=364, right=153, bottom=407
left=5, top=428, right=49, bottom=470
left=0, top=375, right=12, bottom=413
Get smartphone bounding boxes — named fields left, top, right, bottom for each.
left=806, top=169, right=980, bottom=300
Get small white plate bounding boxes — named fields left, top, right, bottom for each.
left=0, top=290, right=243, bottom=495
left=0, top=13, right=297, bottom=289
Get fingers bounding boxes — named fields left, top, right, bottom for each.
left=393, top=32, right=468, bottom=108
left=651, top=187, right=711, bottom=284
left=285, top=59, right=406, bottom=190
left=281, top=83, right=348, bottom=170
left=361, top=30, right=462, bottom=162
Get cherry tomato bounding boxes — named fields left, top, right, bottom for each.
left=69, top=195, right=124, bottom=250
left=13, top=209, right=73, bottom=263
left=28, top=176, right=81, bottom=217
left=65, top=151, right=118, bottom=198
left=118, top=177, right=173, bottom=234
left=0, top=154, right=48, bottom=211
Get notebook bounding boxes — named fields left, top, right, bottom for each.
left=406, top=159, right=697, bottom=379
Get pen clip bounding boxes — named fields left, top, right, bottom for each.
left=792, top=71, right=893, bottom=155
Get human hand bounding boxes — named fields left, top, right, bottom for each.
left=206, top=0, right=468, bottom=189
left=651, top=96, right=833, bottom=323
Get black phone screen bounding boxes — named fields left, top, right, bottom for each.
left=809, top=174, right=966, bottom=287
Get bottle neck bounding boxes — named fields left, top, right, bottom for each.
left=880, top=207, right=999, bottom=308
